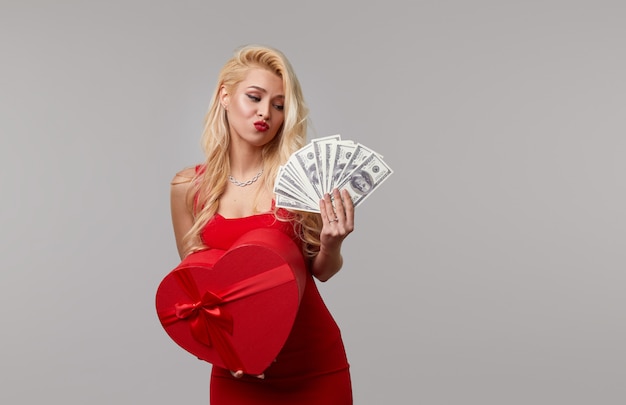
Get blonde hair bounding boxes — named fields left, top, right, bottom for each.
left=184, top=45, right=323, bottom=258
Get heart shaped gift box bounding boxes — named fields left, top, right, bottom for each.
left=155, top=228, right=307, bottom=375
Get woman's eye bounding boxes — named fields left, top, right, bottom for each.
left=273, top=104, right=284, bottom=111
left=246, top=94, right=260, bottom=102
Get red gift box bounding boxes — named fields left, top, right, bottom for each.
left=155, top=228, right=307, bottom=375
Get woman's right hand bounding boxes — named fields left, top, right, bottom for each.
left=230, top=370, right=265, bottom=379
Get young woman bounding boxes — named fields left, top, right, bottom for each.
left=170, top=45, right=354, bottom=404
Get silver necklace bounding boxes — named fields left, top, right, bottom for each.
left=228, top=168, right=263, bottom=187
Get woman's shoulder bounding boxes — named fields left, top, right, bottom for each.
left=171, top=164, right=203, bottom=185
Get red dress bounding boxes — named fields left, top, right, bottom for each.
left=201, top=210, right=353, bottom=404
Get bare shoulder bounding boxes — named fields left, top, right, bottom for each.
left=171, top=166, right=197, bottom=186
left=170, top=166, right=198, bottom=259
left=170, top=166, right=198, bottom=211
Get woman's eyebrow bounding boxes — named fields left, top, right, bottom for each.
left=247, top=85, right=284, bottom=99
left=247, top=85, right=267, bottom=92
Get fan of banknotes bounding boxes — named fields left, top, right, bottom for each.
left=274, top=134, right=393, bottom=212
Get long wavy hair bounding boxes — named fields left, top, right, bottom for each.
left=183, top=45, right=323, bottom=258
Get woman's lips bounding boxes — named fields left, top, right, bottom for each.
left=254, top=121, right=269, bottom=132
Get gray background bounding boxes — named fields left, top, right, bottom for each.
left=1, top=1, right=625, bottom=404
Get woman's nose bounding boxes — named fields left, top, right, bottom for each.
left=257, top=103, right=270, bottom=119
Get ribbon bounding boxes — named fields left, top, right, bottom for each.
left=158, top=262, right=295, bottom=372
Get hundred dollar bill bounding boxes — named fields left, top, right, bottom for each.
left=284, top=160, right=319, bottom=200
left=322, top=140, right=339, bottom=193
left=274, top=165, right=319, bottom=208
left=328, top=140, right=356, bottom=191
left=336, top=143, right=377, bottom=184
left=292, top=143, right=324, bottom=199
left=311, top=134, right=341, bottom=194
left=275, top=193, right=320, bottom=213
left=335, top=151, right=393, bottom=208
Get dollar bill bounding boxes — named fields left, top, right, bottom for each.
left=335, top=143, right=376, bottom=184
left=328, top=140, right=356, bottom=191
left=334, top=151, right=393, bottom=208
left=311, top=134, right=341, bottom=194
left=275, top=194, right=320, bottom=213
left=292, top=143, right=324, bottom=199
left=274, top=165, right=319, bottom=208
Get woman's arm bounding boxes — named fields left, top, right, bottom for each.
left=311, top=188, right=355, bottom=282
left=170, top=167, right=196, bottom=260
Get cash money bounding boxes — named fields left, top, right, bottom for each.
left=274, top=134, right=392, bottom=212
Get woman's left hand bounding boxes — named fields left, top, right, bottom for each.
left=319, top=188, right=354, bottom=248
left=312, top=188, right=354, bottom=281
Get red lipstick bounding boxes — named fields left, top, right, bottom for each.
left=254, top=121, right=269, bottom=132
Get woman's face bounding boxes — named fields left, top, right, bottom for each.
left=222, top=68, right=285, bottom=148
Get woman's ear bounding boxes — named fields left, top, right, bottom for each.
left=219, top=85, right=229, bottom=110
